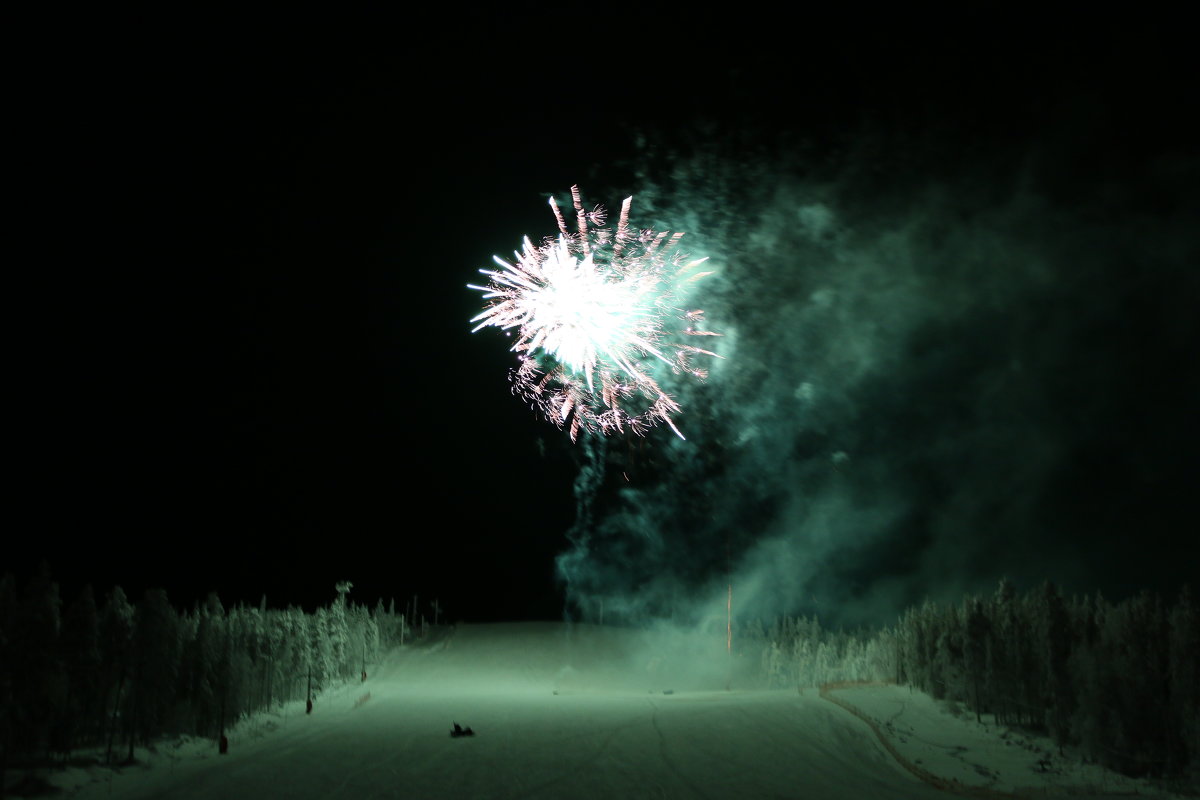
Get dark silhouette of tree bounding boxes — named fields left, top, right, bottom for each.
left=58, top=585, right=102, bottom=757
left=989, top=577, right=1020, bottom=725
left=1036, top=581, right=1073, bottom=753
left=0, top=572, right=18, bottom=795
left=127, top=589, right=181, bottom=759
left=100, top=586, right=134, bottom=765
left=10, top=563, right=66, bottom=764
left=1168, top=585, right=1198, bottom=776
left=0, top=564, right=421, bottom=782
left=964, top=596, right=990, bottom=723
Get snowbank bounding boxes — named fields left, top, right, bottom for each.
left=823, top=682, right=1195, bottom=798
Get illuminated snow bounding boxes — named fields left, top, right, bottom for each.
left=56, top=624, right=1185, bottom=800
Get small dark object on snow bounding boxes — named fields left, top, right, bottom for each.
left=451, top=723, right=475, bottom=738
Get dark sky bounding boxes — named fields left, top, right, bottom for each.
left=10, top=11, right=1197, bottom=626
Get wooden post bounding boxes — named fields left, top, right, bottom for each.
left=726, top=532, right=733, bottom=691
left=727, top=581, right=732, bottom=654
left=726, top=534, right=733, bottom=653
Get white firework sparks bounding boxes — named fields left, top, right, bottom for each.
left=469, top=186, right=721, bottom=441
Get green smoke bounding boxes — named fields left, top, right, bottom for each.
left=556, top=113, right=1198, bottom=629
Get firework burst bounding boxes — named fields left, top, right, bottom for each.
left=469, top=186, right=721, bottom=441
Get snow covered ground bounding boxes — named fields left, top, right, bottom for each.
left=40, top=622, right=1194, bottom=799
left=821, top=683, right=1194, bottom=798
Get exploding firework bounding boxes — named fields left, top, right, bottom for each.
left=469, top=186, right=721, bottom=440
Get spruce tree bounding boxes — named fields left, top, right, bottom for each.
left=59, top=585, right=102, bottom=754
left=100, top=586, right=134, bottom=764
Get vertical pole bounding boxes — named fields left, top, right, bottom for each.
left=725, top=531, right=733, bottom=692
left=726, top=534, right=732, bottom=654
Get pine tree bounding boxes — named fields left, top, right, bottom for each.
left=1168, top=585, right=1199, bottom=775
left=312, top=608, right=334, bottom=693
left=0, top=572, right=15, bottom=791
left=330, top=583, right=352, bottom=679
left=964, top=597, right=991, bottom=723
left=193, top=592, right=226, bottom=739
left=990, top=578, right=1019, bottom=725
left=127, top=589, right=181, bottom=759
left=174, top=610, right=200, bottom=735
left=59, top=585, right=102, bottom=754
left=1037, top=581, right=1073, bottom=751
left=10, top=563, right=67, bottom=764
left=289, top=608, right=309, bottom=705
left=100, top=586, right=135, bottom=764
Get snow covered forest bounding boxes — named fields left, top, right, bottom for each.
left=1, top=568, right=1197, bottom=789
left=750, top=579, right=1200, bottom=780
left=0, top=568, right=415, bottom=792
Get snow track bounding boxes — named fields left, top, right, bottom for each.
left=70, top=623, right=949, bottom=799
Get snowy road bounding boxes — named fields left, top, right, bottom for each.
left=71, top=623, right=946, bottom=799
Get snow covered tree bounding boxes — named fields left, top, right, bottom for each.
left=895, top=607, right=918, bottom=686
left=264, top=610, right=286, bottom=710
left=311, top=608, right=335, bottom=693
left=288, top=608, right=310, bottom=703
left=100, top=585, right=135, bottom=764
left=792, top=630, right=815, bottom=688
left=1035, top=582, right=1073, bottom=752
left=963, top=597, right=990, bottom=722
left=865, top=626, right=897, bottom=684
left=988, top=578, right=1021, bottom=726
left=59, top=584, right=102, bottom=753
left=934, top=604, right=965, bottom=702
left=10, top=562, right=66, bottom=761
left=1168, top=585, right=1199, bottom=776
left=762, top=640, right=785, bottom=687
left=329, top=584, right=352, bottom=680
left=126, top=589, right=181, bottom=758
left=914, top=599, right=940, bottom=696
left=0, top=572, right=15, bottom=791
left=190, top=592, right=226, bottom=739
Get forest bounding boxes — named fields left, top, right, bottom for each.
left=750, top=578, right=1199, bottom=780
left=1, top=568, right=1196, bottom=791
left=0, top=567, right=412, bottom=795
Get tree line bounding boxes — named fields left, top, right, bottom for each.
left=746, top=578, right=1199, bottom=780
left=0, top=565, right=416, bottom=791
left=3, top=566, right=1196, bottom=784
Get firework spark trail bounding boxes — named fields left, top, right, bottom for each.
left=469, top=186, right=721, bottom=441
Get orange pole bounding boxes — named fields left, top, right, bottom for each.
left=727, top=581, right=732, bottom=653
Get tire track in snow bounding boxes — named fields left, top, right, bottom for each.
left=647, top=698, right=716, bottom=800
left=502, top=707, right=651, bottom=800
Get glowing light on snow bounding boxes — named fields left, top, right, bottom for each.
left=469, top=186, right=720, bottom=440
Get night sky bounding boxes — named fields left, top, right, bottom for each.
left=10, top=11, right=1197, bottom=627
